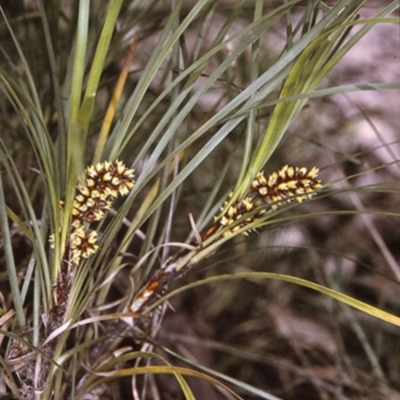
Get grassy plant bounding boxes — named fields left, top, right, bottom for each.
left=0, top=1, right=399, bottom=399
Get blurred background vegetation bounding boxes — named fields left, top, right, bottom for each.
left=0, top=1, right=399, bottom=399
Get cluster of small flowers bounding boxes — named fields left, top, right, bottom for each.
left=214, top=165, right=322, bottom=237
left=69, top=160, right=135, bottom=264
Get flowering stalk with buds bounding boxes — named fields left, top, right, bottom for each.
left=50, top=160, right=135, bottom=329
left=125, top=165, right=322, bottom=322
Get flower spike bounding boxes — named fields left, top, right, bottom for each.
left=203, top=165, right=322, bottom=239
left=69, top=160, right=134, bottom=264
left=51, top=160, right=135, bottom=266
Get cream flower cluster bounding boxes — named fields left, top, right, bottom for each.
left=211, top=165, right=322, bottom=238
left=69, top=160, right=135, bottom=264
left=50, top=160, right=135, bottom=265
